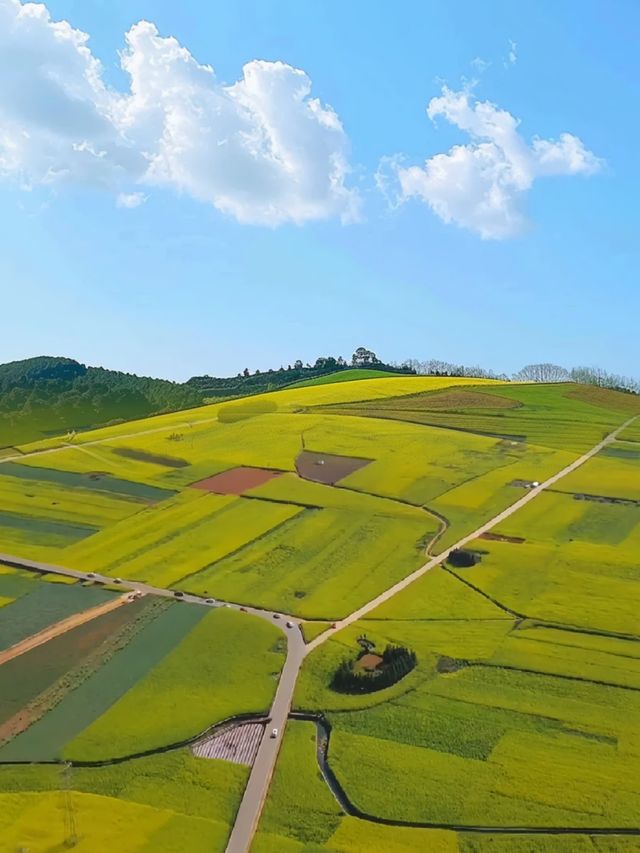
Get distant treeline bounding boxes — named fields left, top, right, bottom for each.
left=395, top=359, right=639, bottom=395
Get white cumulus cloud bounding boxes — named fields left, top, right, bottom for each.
left=389, top=86, right=601, bottom=239
left=0, top=0, right=359, bottom=225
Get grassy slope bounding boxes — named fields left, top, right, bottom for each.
left=290, top=368, right=404, bottom=388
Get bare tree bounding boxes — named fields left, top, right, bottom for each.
left=513, top=363, right=570, bottom=383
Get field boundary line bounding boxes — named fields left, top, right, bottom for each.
left=0, top=593, right=134, bottom=667
left=293, top=712, right=640, bottom=836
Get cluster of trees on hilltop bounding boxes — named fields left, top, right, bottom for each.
left=0, top=356, right=205, bottom=447
left=187, top=347, right=413, bottom=396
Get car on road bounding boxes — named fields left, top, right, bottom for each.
left=270, top=728, right=278, bottom=738
left=240, top=606, right=248, bottom=612
left=86, top=572, right=96, bottom=579
left=205, top=598, right=214, bottom=604
left=286, top=621, right=294, bottom=628
left=114, top=578, right=123, bottom=584
left=173, top=591, right=184, bottom=598
left=331, top=623, right=337, bottom=629
left=273, top=613, right=280, bottom=619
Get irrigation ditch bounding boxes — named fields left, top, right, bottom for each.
left=289, top=711, right=640, bottom=837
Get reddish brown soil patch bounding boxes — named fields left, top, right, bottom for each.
left=480, top=532, right=526, bottom=544
left=192, top=466, right=282, bottom=495
left=295, top=451, right=371, bottom=485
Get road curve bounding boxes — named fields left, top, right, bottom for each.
left=227, top=414, right=637, bottom=851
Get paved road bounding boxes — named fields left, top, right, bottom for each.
left=0, top=591, right=135, bottom=666
left=226, top=414, right=637, bottom=851
left=226, top=628, right=306, bottom=853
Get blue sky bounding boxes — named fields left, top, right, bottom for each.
left=0, top=0, right=637, bottom=380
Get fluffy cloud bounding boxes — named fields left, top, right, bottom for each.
left=390, top=86, right=601, bottom=239
left=0, top=0, right=359, bottom=225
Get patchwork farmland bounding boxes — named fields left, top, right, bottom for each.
left=0, top=373, right=639, bottom=852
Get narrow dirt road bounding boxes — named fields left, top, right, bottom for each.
left=225, top=414, right=637, bottom=852
left=0, top=592, right=135, bottom=667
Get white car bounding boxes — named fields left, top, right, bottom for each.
left=270, top=728, right=278, bottom=738
left=286, top=621, right=294, bottom=628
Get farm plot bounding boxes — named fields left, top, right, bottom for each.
left=558, top=444, right=640, bottom=501
left=0, top=565, right=38, bottom=603
left=460, top=487, right=640, bottom=633
left=327, top=382, right=636, bottom=453
left=324, top=662, right=640, bottom=827
left=0, top=601, right=204, bottom=761
left=186, top=507, right=437, bottom=619
left=15, top=441, right=184, bottom=485
left=254, top=720, right=459, bottom=853
left=445, top=537, right=640, bottom=636
left=192, top=466, right=282, bottom=494
left=255, top=720, right=342, bottom=847
left=427, top=444, right=573, bottom=551
left=0, top=748, right=248, bottom=852
left=0, top=581, right=111, bottom=651
left=620, top=419, right=640, bottom=443
left=488, top=624, right=640, bottom=689
left=295, top=619, right=513, bottom=714
left=295, top=450, right=371, bottom=485
left=61, top=490, right=301, bottom=588
left=64, top=607, right=285, bottom=761
left=0, top=597, right=149, bottom=741
left=0, top=471, right=148, bottom=527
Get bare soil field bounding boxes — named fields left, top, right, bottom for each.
left=192, top=467, right=282, bottom=494
left=295, top=451, right=371, bottom=485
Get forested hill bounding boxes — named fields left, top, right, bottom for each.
left=0, top=356, right=205, bottom=449
left=0, top=351, right=413, bottom=449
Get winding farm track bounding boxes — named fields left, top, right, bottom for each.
left=226, top=414, right=638, bottom=853
left=0, top=592, right=135, bottom=666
